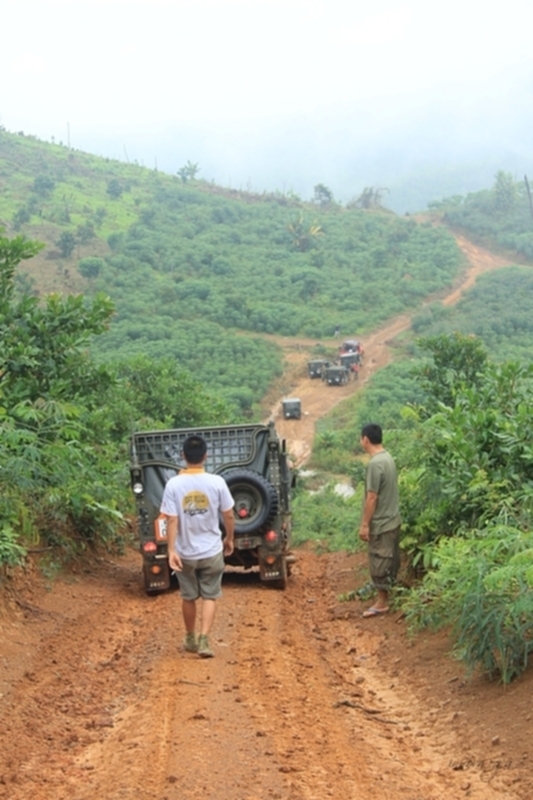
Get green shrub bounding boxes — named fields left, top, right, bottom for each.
left=0, top=520, right=28, bottom=567
left=78, top=257, right=105, bottom=278
left=292, top=483, right=361, bottom=551
left=404, top=526, right=533, bottom=683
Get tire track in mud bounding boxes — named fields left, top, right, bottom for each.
left=224, top=553, right=516, bottom=800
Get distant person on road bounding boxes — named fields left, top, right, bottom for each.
left=358, top=423, right=401, bottom=618
left=334, top=324, right=340, bottom=338
left=160, top=434, right=235, bottom=657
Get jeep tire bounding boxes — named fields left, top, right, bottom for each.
left=222, top=469, right=279, bottom=535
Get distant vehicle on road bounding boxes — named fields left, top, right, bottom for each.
left=339, top=351, right=361, bottom=374
left=323, top=365, right=350, bottom=386
left=282, top=398, right=302, bottom=419
left=307, top=358, right=330, bottom=379
left=340, top=339, right=364, bottom=359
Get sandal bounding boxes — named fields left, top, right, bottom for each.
left=362, top=606, right=389, bottom=618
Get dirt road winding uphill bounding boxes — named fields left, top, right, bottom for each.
left=269, top=233, right=516, bottom=466
left=1, top=233, right=531, bottom=800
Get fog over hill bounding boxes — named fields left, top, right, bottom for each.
left=3, top=1, right=532, bottom=214
left=50, top=67, right=533, bottom=215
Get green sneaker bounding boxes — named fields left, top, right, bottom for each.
left=183, top=632, right=198, bottom=653
left=197, top=634, right=214, bottom=658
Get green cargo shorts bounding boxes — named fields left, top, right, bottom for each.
left=368, top=527, right=400, bottom=591
left=178, top=551, right=225, bottom=601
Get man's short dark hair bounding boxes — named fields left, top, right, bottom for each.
left=361, top=423, right=382, bottom=445
left=182, top=434, right=207, bottom=464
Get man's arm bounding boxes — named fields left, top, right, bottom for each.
left=222, top=508, right=235, bottom=556
left=359, top=490, right=378, bottom=542
left=166, top=515, right=183, bottom=571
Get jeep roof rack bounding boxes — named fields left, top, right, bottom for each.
left=131, top=423, right=274, bottom=473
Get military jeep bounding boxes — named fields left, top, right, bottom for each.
left=339, top=351, right=361, bottom=374
left=340, top=339, right=363, bottom=356
left=282, top=397, right=302, bottom=419
left=323, top=365, right=350, bottom=385
left=307, top=358, right=330, bottom=378
left=130, top=422, right=293, bottom=593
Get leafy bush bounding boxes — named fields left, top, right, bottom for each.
left=412, top=361, right=533, bottom=534
left=33, top=175, right=55, bottom=196
left=0, top=231, right=235, bottom=568
left=0, top=525, right=27, bottom=567
left=404, top=526, right=533, bottom=683
left=107, top=231, right=125, bottom=251
left=13, top=206, right=30, bottom=229
left=78, top=256, right=104, bottom=278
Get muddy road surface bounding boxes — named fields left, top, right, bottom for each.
left=2, top=548, right=531, bottom=800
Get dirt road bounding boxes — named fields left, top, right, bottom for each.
left=1, top=233, right=531, bottom=800
left=1, top=548, right=530, bottom=800
left=263, top=314, right=410, bottom=466
left=266, top=232, right=516, bottom=466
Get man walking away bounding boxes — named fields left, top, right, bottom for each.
left=358, top=423, right=401, bottom=618
left=161, top=434, right=235, bottom=657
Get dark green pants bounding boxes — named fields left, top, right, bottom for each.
left=368, top=527, right=400, bottom=590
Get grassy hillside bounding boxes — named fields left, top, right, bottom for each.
left=411, top=267, right=533, bottom=362
left=433, top=171, right=533, bottom=261
left=311, top=262, right=533, bottom=468
left=1, top=128, right=462, bottom=412
left=0, top=130, right=173, bottom=293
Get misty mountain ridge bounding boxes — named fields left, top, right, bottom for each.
left=60, top=64, right=533, bottom=214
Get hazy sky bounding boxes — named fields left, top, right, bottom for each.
left=2, top=0, right=532, bottom=208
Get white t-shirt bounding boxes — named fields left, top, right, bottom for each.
left=160, top=468, right=234, bottom=560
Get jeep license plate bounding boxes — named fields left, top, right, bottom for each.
left=264, top=569, right=281, bottom=579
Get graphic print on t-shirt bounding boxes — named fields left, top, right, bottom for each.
left=182, top=491, right=209, bottom=517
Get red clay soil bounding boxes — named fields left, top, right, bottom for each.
left=1, top=234, right=531, bottom=800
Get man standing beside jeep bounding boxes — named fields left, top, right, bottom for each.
left=358, top=423, right=401, bottom=618
left=160, top=434, right=235, bottom=658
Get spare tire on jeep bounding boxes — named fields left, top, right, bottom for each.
left=222, top=469, right=278, bottom=535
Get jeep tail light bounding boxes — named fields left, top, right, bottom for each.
left=264, top=530, right=278, bottom=544
left=142, top=541, right=157, bottom=553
